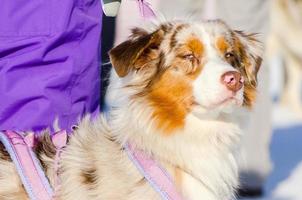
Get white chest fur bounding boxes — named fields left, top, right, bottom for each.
left=111, top=104, right=241, bottom=200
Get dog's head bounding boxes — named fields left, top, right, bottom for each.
left=109, top=20, right=262, bottom=134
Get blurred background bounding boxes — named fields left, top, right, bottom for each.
left=101, top=0, right=302, bottom=199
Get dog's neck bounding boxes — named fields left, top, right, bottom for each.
left=108, top=100, right=242, bottom=199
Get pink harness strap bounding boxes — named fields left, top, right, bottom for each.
left=1, top=129, right=182, bottom=200
left=125, top=143, right=183, bottom=200
left=52, top=130, right=68, bottom=196
left=0, top=131, right=53, bottom=200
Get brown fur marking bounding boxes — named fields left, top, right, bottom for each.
left=216, top=36, right=229, bottom=53
left=0, top=142, right=11, bottom=161
left=145, top=36, right=204, bottom=134
left=232, top=31, right=262, bottom=108
left=82, top=168, right=97, bottom=186
left=34, top=133, right=57, bottom=171
left=110, top=29, right=164, bottom=77
left=170, top=24, right=187, bottom=50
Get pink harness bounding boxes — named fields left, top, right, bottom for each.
left=125, top=143, right=183, bottom=200
left=0, top=130, right=67, bottom=200
left=0, top=130, right=183, bottom=200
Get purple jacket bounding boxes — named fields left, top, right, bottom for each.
left=0, top=0, right=102, bottom=133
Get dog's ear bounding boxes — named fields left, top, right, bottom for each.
left=109, top=28, right=164, bottom=77
left=234, top=31, right=263, bottom=85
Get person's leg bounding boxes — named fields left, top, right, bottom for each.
left=281, top=49, right=302, bottom=118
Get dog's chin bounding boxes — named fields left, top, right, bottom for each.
left=215, top=97, right=243, bottom=113
left=191, top=97, right=243, bottom=120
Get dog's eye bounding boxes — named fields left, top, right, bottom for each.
left=183, top=54, right=195, bottom=61
left=225, top=52, right=234, bottom=58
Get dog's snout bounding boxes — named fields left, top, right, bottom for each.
left=221, top=71, right=244, bottom=92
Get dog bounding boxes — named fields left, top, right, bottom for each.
left=0, top=20, right=262, bottom=200
left=267, top=0, right=302, bottom=117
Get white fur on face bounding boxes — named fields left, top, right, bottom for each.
left=192, top=26, right=244, bottom=114
left=193, top=61, right=243, bottom=110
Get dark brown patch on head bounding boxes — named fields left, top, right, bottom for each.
left=109, top=28, right=164, bottom=77
left=0, top=142, right=11, bottom=161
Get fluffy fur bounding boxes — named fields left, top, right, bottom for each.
left=0, top=20, right=262, bottom=200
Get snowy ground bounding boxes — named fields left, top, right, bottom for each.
left=244, top=105, right=302, bottom=200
